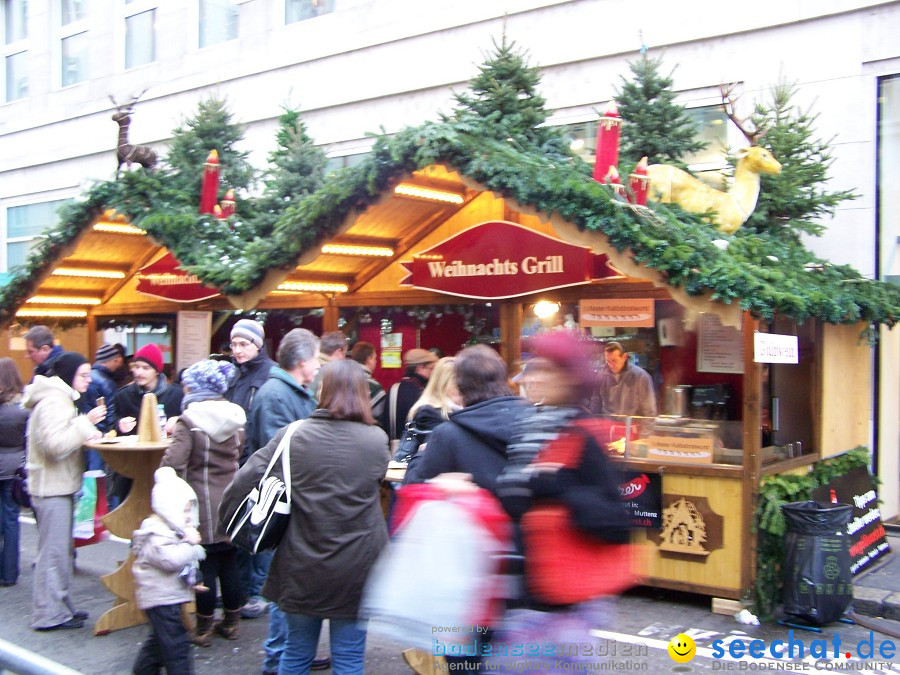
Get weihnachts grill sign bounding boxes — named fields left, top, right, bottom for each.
left=136, top=252, right=221, bottom=303
left=399, top=221, right=621, bottom=299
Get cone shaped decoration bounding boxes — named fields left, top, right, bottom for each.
left=221, top=189, right=235, bottom=217
left=137, top=392, right=162, bottom=442
left=629, top=157, right=650, bottom=205
left=199, top=150, right=220, bottom=215
left=592, top=101, right=621, bottom=183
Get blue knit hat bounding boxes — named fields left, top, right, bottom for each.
left=181, top=359, right=236, bottom=395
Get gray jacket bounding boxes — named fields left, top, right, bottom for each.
left=0, top=400, right=28, bottom=480
left=131, top=515, right=206, bottom=610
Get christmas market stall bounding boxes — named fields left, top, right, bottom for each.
left=1, top=43, right=898, bottom=615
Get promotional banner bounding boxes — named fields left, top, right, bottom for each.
left=579, top=298, right=655, bottom=327
left=618, top=472, right=662, bottom=528
left=811, top=466, right=891, bottom=574
left=399, top=221, right=621, bottom=299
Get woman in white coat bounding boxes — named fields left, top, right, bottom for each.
left=23, top=352, right=105, bottom=631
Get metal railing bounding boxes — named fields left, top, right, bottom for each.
left=0, top=639, right=82, bottom=675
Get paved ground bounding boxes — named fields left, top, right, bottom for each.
left=2, top=513, right=900, bottom=673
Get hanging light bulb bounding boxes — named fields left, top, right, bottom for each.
left=533, top=300, right=561, bottom=320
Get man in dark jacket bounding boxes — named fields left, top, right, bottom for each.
left=405, top=345, right=526, bottom=493
left=79, top=344, right=123, bottom=473
left=348, top=341, right=386, bottom=421
left=109, top=343, right=183, bottom=505
left=225, top=319, right=276, bottom=464
left=243, top=328, right=330, bottom=672
left=381, top=348, right=438, bottom=440
left=23, top=325, right=63, bottom=382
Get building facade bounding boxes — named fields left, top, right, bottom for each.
left=1, top=0, right=898, bottom=514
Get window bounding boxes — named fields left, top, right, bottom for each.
left=60, top=28, right=88, bottom=86
left=125, top=7, right=155, bottom=68
left=199, top=0, right=238, bottom=47
left=285, top=0, right=334, bottom=24
left=682, top=106, right=729, bottom=169
left=325, top=151, right=368, bottom=173
left=878, top=75, right=900, bottom=285
left=61, top=0, right=86, bottom=24
left=3, top=199, right=72, bottom=277
left=3, top=0, right=28, bottom=102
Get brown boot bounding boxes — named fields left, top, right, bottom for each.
left=193, top=613, right=215, bottom=647
left=214, top=608, right=240, bottom=640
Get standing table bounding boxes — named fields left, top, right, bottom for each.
left=83, top=438, right=169, bottom=635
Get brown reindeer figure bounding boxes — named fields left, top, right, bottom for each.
left=647, top=84, right=781, bottom=234
left=110, top=92, right=158, bottom=175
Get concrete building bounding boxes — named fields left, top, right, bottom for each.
left=1, top=0, right=898, bottom=514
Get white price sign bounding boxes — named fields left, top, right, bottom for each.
left=753, top=333, right=799, bottom=364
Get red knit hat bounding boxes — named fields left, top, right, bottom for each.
left=132, top=343, right=164, bottom=372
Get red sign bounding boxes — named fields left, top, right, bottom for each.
left=136, top=252, right=220, bottom=303
left=399, top=221, right=621, bottom=299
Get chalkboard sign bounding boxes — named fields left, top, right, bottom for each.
left=811, top=465, right=891, bottom=574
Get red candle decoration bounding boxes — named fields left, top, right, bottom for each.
left=592, top=101, right=621, bottom=183
left=629, top=157, right=649, bottom=206
left=213, top=204, right=224, bottom=220
left=605, top=166, right=626, bottom=198
left=220, top=188, right=235, bottom=217
left=199, top=149, right=220, bottom=215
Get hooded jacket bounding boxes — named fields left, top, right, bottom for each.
left=131, top=467, right=206, bottom=610
left=160, top=399, right=245, bottom=544
left=404, top=395, right=529, bottom=494
left=219, top=410, right=389, bottom=619
left=21, top=376, right=97, bottom=496
left=0, top=399, right=29, bottom=480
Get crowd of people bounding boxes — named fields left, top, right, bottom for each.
left=1, top=321, right=643, bottom=674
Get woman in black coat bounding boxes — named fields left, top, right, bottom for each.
left=0, top=358, right=29, bottom=587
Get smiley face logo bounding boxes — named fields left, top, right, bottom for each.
left=668, top=633, right=696, bottom=663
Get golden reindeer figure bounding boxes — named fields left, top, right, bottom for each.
left=647, top=84, right=781, bottom=234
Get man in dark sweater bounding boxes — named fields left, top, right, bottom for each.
left=23, top=325, right=64, bottom=382
left=225, top=319, right=276, bottom=464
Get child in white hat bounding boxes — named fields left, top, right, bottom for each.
left=131, top=467, right=206, bottom=675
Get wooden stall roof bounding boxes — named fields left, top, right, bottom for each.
left=2, top=121, right=899, bottom=328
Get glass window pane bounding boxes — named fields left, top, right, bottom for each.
left=199, top=0, right=237, bottom=48
left=682, top=107, right=728, bottom=167
left=285, top=0, right=334, bottom=24
left=4, top=0, right=27, bottom=43
left=61, top=0, right=86, bottom=25
left=5, top=50, right=27, bottom=101
left=7, top=199, right=71, bottom=238
left=125, top=9, right=155, bottom=69
left=6, top=239, right=37, bottom=268
left=61, top=30, right=88, bottom=85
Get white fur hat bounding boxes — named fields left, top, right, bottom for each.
left=152, top=467, right=199, bottom=532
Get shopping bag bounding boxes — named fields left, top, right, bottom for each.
left=74, top=474, right=109, bottom=548
left=73, top=476, right=98, bottom=540
left=361, top=485, right=511, bottom=650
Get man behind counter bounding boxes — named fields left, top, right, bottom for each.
left=589, top=341, right=657, bottom=418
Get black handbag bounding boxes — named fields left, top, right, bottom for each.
left=391, top=421, right=431, bottom=464
left=224, top=419, right=303, bottom=554
left=12, top=465, right=31, bottom=509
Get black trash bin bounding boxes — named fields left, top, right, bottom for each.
left=781, top=500, right=852, bottom=626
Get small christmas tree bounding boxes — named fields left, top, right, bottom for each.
left=253, top=107, right=327, bottom=235
left=445, top=36, right=570, bottom=158
left=165, top=96, right=256, bottom=207
left=742, top=81, right=856, bottom=241
left=615, top=53, right=706, bottom=166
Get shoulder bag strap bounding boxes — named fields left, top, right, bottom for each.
left=261, top=419, right=303, bottom=501
left=388, top=382, right=400, bottom=439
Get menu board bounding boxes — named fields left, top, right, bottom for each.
left=176, top=311, right=211, bottom=372
left=697, top=313, right=744, bottom=374
left=380, top=333, right=402, bottom=369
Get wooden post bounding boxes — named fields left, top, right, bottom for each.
left=499, top=302, right=522, bottom=372
left=87, top=312, right=97, bottom=364
left=322, top=298, right=339, bottom=333
left=740, top=312, right=762, bottom=595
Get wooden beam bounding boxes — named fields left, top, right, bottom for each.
left=100, top=244, right=163, bottom=305
left=740, top=311, right=762, bottom=596
left=499, top=302, right=522, bottom=372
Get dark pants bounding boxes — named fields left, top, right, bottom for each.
left=196, top=542, right=243, bottom=616
left=132, top=604, right=193, bottom=675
